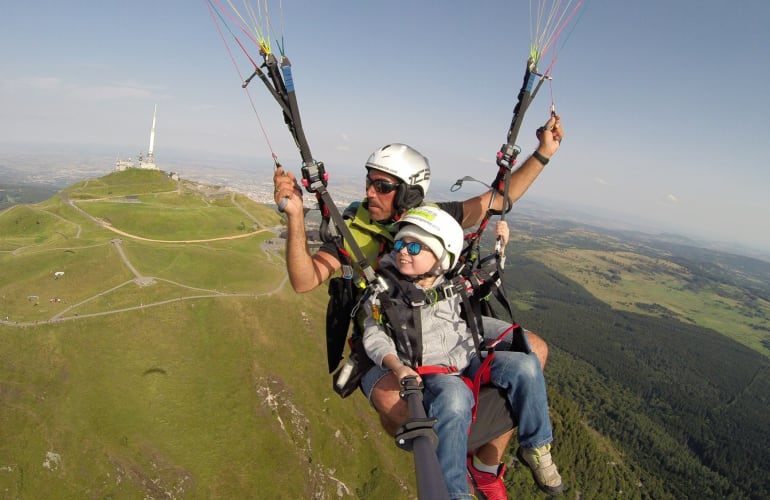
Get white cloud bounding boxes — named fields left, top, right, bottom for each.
left=594, top=176, right=608, bottom=185
left=335, top=132, right=352, bottom=152
left=69, top=83, right=154, bottom=101
left=25, top=77, right=63, bottom=90
left=71, top=79, right=163, bottom=101
left=11, top=76, right=162, bottom=101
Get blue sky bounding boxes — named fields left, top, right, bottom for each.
left=2, top=1, right=769, bottom=254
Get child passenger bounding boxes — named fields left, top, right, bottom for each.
left=362, top=205, right=563, bottom=499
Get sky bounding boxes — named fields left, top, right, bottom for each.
left=1, top=1, right=769, bottom=254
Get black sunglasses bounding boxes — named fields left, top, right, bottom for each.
left=394, top=239, right=424, bottom=255
left=366, top=176, right=400, bottom=194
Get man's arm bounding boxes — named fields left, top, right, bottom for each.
left=274, top=166, right=342, bottom=292
left=461, top=115, right=564, bottom=229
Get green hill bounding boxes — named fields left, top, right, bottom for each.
left=502, top=215, right=770, bottom=499
left=0, top=170, right=416, bottom=498
left=2, top=169, right=767, bottom=498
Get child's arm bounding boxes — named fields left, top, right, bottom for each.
left=383, top=354, right=421, bottom=385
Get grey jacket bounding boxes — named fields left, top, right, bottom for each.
left=362, top=254, right=477, bottom=371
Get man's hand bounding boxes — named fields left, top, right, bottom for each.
left=495, top=220, right=510, bottom=247
left=535, top=114, right=565, bottom=159
left=273, top=166, right=304, bottom=216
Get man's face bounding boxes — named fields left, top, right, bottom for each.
left=365, top=169, right=400, bottom=222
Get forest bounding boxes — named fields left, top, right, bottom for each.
left=497, top=220, right=770, bottom=499
left=0, top=183, right=59, bottom=210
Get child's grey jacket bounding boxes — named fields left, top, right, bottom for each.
left=362, top=253, right=476, bottom=372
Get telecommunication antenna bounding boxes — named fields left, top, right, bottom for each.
left=147, top=104, right=157, bottom=163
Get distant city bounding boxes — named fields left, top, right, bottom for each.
left=0, top=142, right=361, bottom=208
left=1, top=142, right=769, bottom=263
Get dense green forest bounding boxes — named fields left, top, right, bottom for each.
left=502, top=249, right=770, bottom=499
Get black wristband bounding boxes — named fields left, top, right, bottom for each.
left=532, top=151, right=550, bottom=166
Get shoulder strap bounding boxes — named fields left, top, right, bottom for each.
left=449, top=275, right=486, bottom=355
left=376, top=264, right=429, bottom=367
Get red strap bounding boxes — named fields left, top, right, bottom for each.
left=415, top=359, right=498, bottom=426
left=485, top=323, right=519, bottom=350
left=470, top=352, right=496, bottom=423
left=416, top=365, right=476, bottom=417
left=416, top=365, right=459, bottom=376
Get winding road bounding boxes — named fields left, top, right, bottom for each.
left=2, top=189, right=289, bottom=327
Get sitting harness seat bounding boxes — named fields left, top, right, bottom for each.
left=374, top=257, right=526, bottom=451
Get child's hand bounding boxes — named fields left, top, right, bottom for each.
left=394, top=364, right=421, bottom=385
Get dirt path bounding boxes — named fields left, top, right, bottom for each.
left=63, top=190, right=268, bottom=243
left=1, top=189, right=288, bottom=327
left=101, top=223, right=267, bottom=243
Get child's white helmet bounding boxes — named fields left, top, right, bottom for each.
left=395, top=205, right=464, bottom=272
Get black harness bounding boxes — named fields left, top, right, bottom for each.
left=374, top=257, right=511, bottom=369
left=375, top=258, right=527, bottom=424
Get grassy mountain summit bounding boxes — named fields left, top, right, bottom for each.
left=2, top=169, right=768, bottom=498
left=0, top=170, right=416, bottom=498
left=1, top=170, right=288, bottom=325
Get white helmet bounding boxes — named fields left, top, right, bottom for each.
left=395, top=205, right=465, bottom=272
left=366, top=143, right=431, bottom=212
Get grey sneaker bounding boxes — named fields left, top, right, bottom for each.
left=517, top=444, right=564, bottom=496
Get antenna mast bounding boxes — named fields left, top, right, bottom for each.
left=147, top=104, right=157, bottom=163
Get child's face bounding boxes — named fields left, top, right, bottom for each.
left=394, top=237, right=438, bottom=278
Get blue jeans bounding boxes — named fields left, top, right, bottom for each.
left=422, top=373, right=476, bottom=499
left=466, top=351, right=553, bottom=449
left=423, top=350, right=553, bottom=497
left=360, top=318, right=529, bottom=401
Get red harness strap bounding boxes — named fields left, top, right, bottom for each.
left=486, top=324, right=518, bottom=351
left=416, top=365, right=478, bottom=427
left=416, top=363, right=486, bottom=423
left=469, top=323, right=520, bottom=421
left=416, top=365, right=460, bottom=376
left=415, top=323, right=520, bottom=422
left=470, top=354, right=494, bottom=422
left=415, top=364, right=488, bottom=424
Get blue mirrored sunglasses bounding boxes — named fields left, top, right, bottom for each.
left=394, top=239, right=424, bottom=255
left=366, top=176, right=400, bottom=194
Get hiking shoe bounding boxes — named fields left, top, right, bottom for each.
left=467, top=455, right=508, bottom=500
left=517, top=444, right=564, bottom=496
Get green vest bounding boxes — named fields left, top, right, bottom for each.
left=340, top=200, right=441, bottom=274
left=342, top=202, right=395, bottom=273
